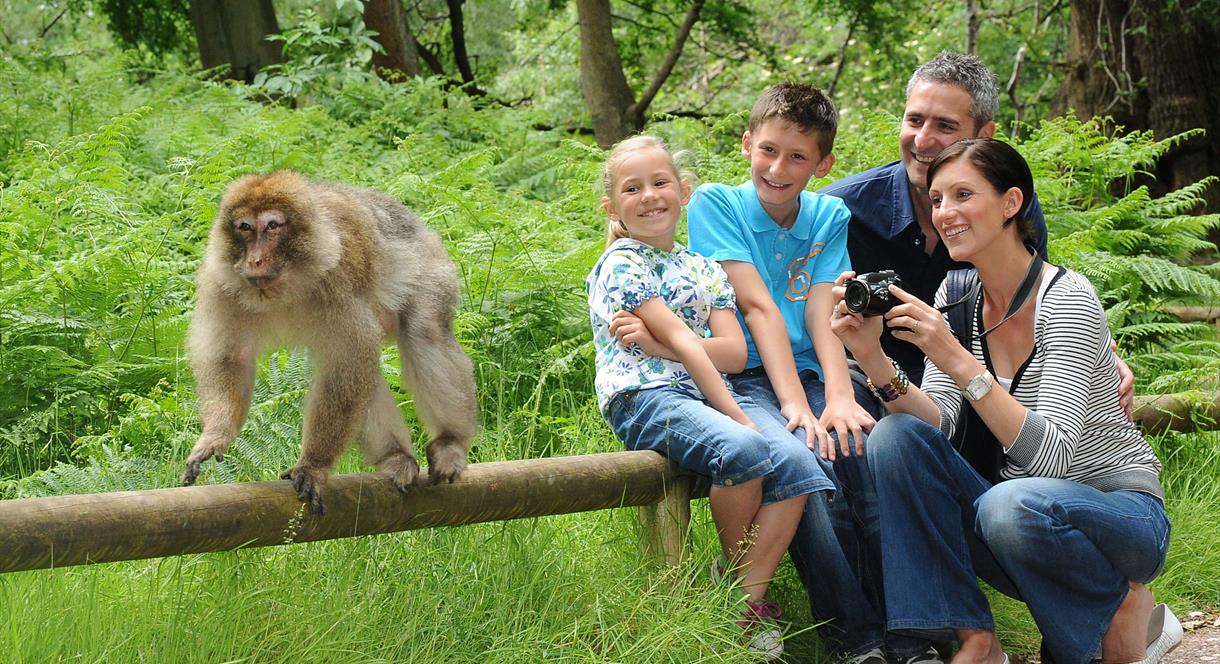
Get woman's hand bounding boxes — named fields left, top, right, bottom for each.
left=829, top=271, right=884, bottom=359
left=883, top=285, right=969, bottom=373
left=1111, top=339, right=1136, bottom=420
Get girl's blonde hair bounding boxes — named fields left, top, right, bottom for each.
left=601, top=135, right=690, bottom=247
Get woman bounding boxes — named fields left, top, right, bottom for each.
left=829, top=138, right=1176, bottom=664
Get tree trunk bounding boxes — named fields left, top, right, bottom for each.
left=363, top=0, right=420, bottom=79
left=576, top=0, right=639, bottom=148
left=965, top=0, right=980, bottom=55
left=1059, top=0, right=1220, bottom=230
left=1130, top=2, right=1220, bottom=219
left=188, top=0, right=282, bottom=83
left=1059, top=0, right=1139, bottom=127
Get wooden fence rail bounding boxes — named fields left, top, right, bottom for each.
left=0, top=392, right=1216, bottom=575
left=0, top=451, right=694, bottom=574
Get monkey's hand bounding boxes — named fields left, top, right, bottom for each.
left=281, top=465, right=329, bottom=514
left=182, top=434, right=230, bottom=486
left=379, top=452, right=421, bottom=493
left=426, top=438, right=468, bottom=485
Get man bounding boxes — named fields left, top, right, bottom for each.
left=821, top=51, right=1047, bottom=386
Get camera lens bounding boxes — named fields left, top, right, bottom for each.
left=844, top=280, right=870, bottom=313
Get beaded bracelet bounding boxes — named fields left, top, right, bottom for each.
left=866, top=359, right=910, bottom=403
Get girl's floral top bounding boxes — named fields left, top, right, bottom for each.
left=586, top=238, right=737, bottom=413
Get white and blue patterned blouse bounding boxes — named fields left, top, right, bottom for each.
left=587, top=238, right=737, bottom=414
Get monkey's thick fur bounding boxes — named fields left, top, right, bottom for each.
left=182, top=171, right=478, bottom=513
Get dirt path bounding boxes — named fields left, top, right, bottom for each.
left=1009, top=611, right=1220, bottom=664
left=1164, top=618, right=1220, bottom=664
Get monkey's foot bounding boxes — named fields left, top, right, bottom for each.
left=182, top=439, right=227, bottom=486
left=425, top=437, right=469, bottom=484
left=378, top=452, right=420, bottom=492
left=281, top=465, right=329, bottom=515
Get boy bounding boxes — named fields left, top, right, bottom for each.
left=689, top=83, right=903, bottom=664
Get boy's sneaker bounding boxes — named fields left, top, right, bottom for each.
left=845, top=647, right=887, bottom=664
left=896, top=646, right=945, bottom=664
left=738, top=598, right=784, bottom=661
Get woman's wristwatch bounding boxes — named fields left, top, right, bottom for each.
left=964, top=370, right=995, bottom=401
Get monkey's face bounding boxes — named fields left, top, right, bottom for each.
left=227, top=207, right=297, bottom=291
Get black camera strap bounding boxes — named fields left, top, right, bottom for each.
left=936, top=249, right=1043, bottom=342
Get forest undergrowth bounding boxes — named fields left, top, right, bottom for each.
left=1, top=46, right=1218, bottom=663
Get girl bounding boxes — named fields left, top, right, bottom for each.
left=587, top=135, right=830, bottom=661
left=831, top=138, right=1175, bottom=664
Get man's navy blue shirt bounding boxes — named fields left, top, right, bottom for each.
left=820, top=160, right=1048, bottom=384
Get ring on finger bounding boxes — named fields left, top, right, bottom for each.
left=912, top=319, right=920, bottom=332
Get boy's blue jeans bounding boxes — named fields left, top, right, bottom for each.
left=869, top=414, right=1171, bottom=664
left=730, top=369, right=911, bottom=659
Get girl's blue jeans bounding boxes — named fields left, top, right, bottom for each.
left=869, top=413, right=1171, bottom=664
left=604, top=385, right=833, bottom=505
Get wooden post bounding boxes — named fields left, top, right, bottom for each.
left=0, top=451, right=676, bottom=574
left=637, top=467, right=694, bottom=567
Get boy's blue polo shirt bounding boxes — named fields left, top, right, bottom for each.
left=688, top=181, right=851, bottom=379
left=819, top=160, right=1048, bottom=383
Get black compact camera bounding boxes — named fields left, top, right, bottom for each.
left=844, top=270, right=905, bottom=316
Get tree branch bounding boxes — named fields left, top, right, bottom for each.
left=618, top=0, right=681, bottom=28
left=609, top=13, right=666, bottom=33
left=39, top=5, right=70, bottom=39
left=630, top=0, right=705, bottom=124
left=1006, top=44, right=1027, bottom=137
left=414, top=37, right=448, bottom=76
left=828, top=16, right=858, bottom=98
left=445, top=0, right=479, bottom=86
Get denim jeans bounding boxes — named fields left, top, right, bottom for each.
left=605, top=385, right=833, bottom=504
left=729, top=369, right=896, bottom=658
left=869, top=414, right=1171, bottom=664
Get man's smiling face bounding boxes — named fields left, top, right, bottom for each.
left=900, top=80, right=994, bottom=192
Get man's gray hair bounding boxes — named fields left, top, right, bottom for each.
left=906, top=51, right=999, bottom=129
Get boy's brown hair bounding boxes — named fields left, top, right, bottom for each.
left=747, top=82, right=837, bottom=156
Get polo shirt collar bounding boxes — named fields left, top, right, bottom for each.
left=741, top=181, right=814, bottom=240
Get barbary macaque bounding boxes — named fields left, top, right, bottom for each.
left=182, top=170, right=478, bottom=513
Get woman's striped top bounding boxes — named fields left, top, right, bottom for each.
left=922, top=267, right=1163, bottom=499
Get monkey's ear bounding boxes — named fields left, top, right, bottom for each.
left=602, top=196, right=617, bottom=220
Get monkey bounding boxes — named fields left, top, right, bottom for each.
left=181, top=170, right=479, bottom=514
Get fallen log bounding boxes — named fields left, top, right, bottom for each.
left=1132, top=392, right=1220, bottom=435
left=1164, top=305, right=1220, bottom=325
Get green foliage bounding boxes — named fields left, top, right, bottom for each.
left=1020, top=115, right=1220, bottom=391
left=250, top=3, right=384, bottom=101
left=96, top=0, right=196, bottom=60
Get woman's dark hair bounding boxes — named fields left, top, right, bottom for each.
left=926, top=138, right=1037, bottom=245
